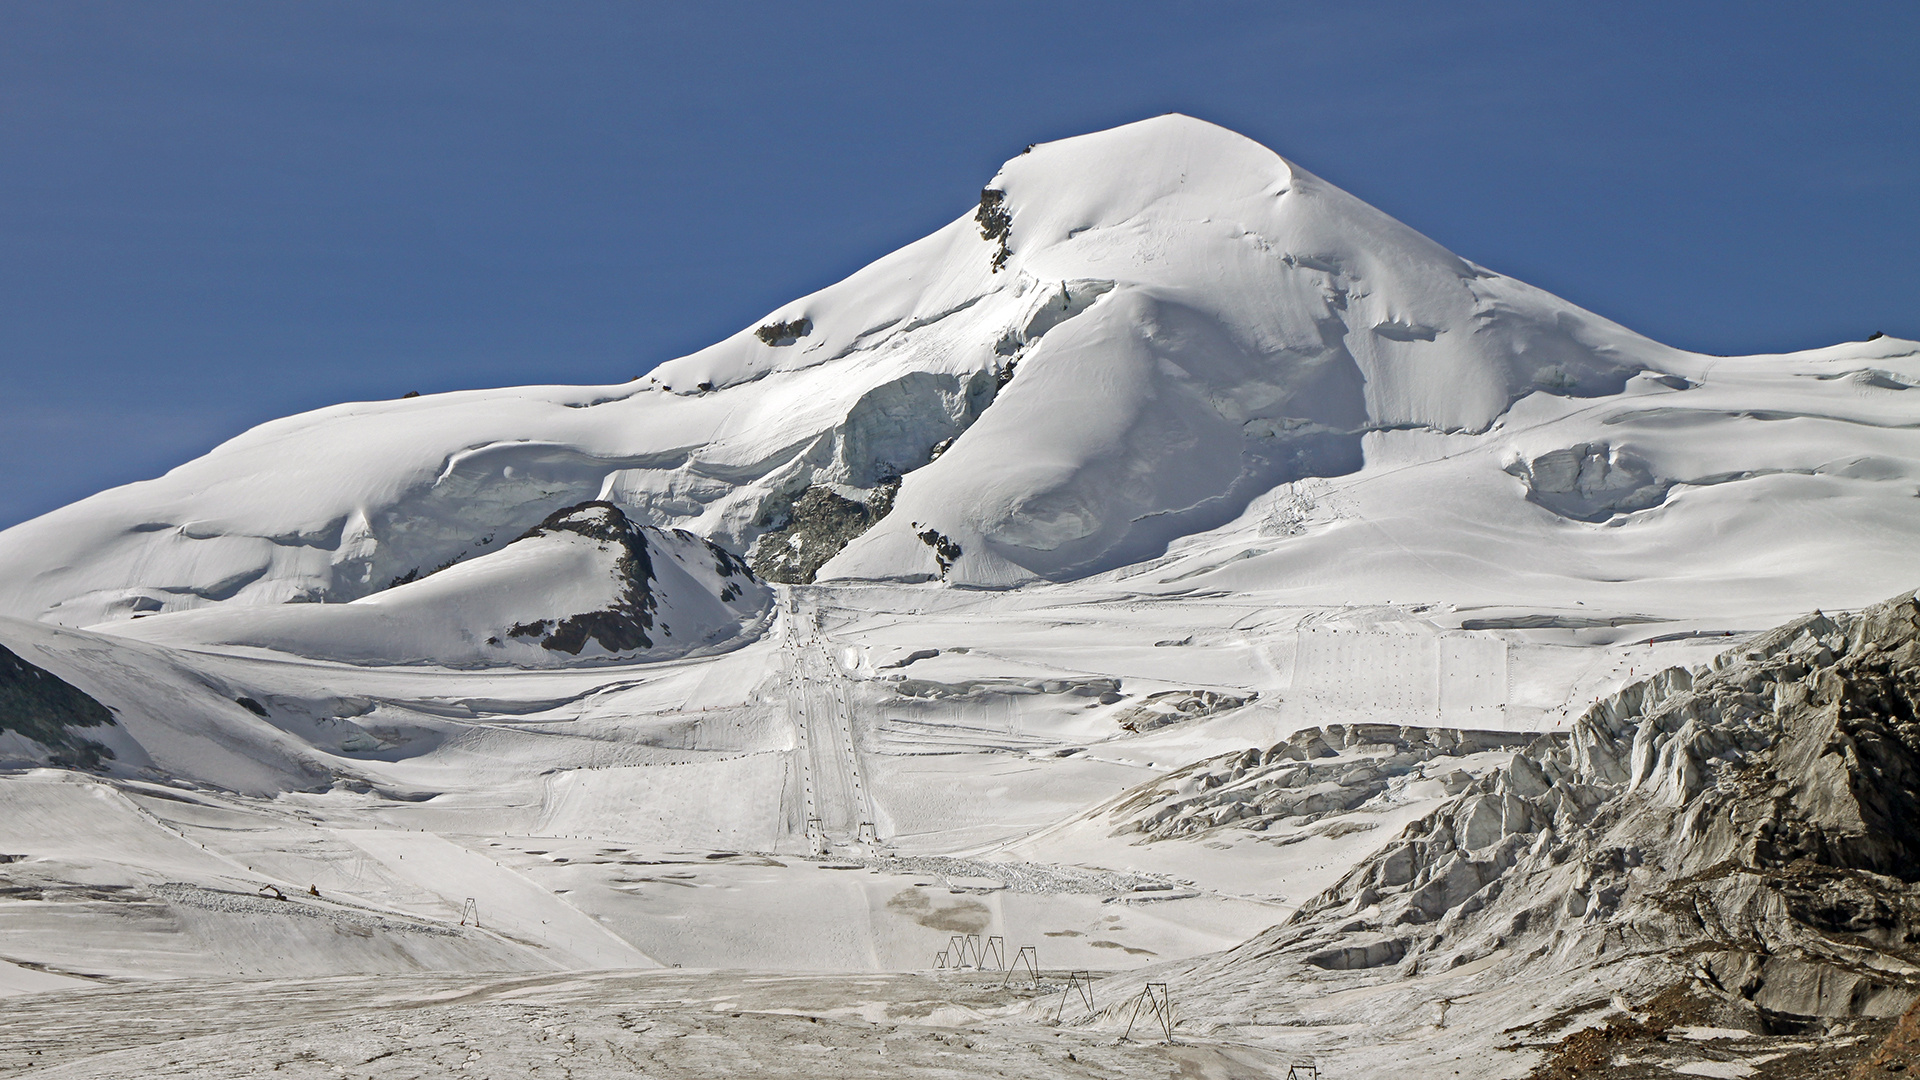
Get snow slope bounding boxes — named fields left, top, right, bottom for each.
left=0, top=113, right=1719, bottom=623
left=0, top=616, right=337, bottom=794
left=1121, top=336, right=1920, bottom=628
left=0, top=582, right=1325, bottom=982
left=109, top=501, right=772, bottom=668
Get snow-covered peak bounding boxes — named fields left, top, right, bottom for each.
left=0, top=116, right=1899, bottom=621
left=658, top=114, right=1657, bottom=432
left=992, top=114, right=1296, bottom=235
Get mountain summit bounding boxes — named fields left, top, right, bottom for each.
left=0, top=115, right=1914, bottom=628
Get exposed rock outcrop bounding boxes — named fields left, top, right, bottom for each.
left=754, top=317, right=812, bottom=346
left=506, top=502, right=664, bottom=654
left=110, top=500, right=772, bottom=668
left=750, top=484, right=894, bottom=585
left=0, top=643, right=116, bottom=769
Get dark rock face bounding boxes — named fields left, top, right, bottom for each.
left=750, top=486, right=891, bottom=585
left=1856, top=996, right=1920, bottom=1076
left=976, top=188, right=1011, bottom=271
left=0, top=643, right=116, bottom=769
left=754, top=317, right=812, bottom=347
left=914, top=526, right=961, bottom=579
left=741, top=362, right=996, bottom=586
left=507, top=501, right=659, bottom=655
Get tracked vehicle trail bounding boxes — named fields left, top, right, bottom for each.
left=780, top=588, right=878, bottom=853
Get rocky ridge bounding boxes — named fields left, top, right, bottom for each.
left=504, top=501, right=666, bottom=654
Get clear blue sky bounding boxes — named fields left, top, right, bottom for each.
left=2, top=1, right=1914, bottom=530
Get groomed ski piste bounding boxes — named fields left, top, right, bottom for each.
left=3, top=116, right=1919, bottom=1078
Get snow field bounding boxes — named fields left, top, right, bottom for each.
left=334, top=830, right=657, bottom=969
left=0, top=583, right=1612, bottom=987
left=0, top=775, right=540, bottom=979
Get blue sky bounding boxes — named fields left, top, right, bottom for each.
left=2, top=1, right=1915, bottom=529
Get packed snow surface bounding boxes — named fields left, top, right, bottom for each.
left=0, top=114, right=1916, bottom=1077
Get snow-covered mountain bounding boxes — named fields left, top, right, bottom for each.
left=5, top=115, right=1920, bottom=1075
left=8, top=114, right=1911, bottom=631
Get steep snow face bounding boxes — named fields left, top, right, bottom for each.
left=108, top=502, right=772, bottom=667
left=0, top=113, right=1834, bottom=619
left=677, top=115, right=1666, bottom=584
